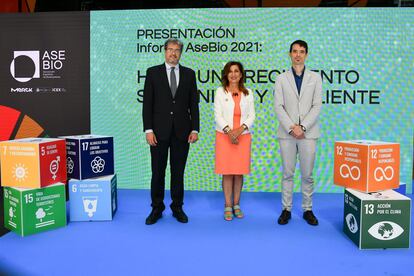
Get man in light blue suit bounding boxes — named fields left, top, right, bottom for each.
left=274, top=40, right=322, bottom=226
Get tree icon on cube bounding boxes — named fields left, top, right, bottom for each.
left=36, top=208, right=46, bottom=222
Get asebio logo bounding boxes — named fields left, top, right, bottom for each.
left=345, top=213, right=358, bottom=234
left=368, top=221, right=404, bottom=240
left=10, top=51, right=40, bottom=83
left=10, top=50, right=66, bottom=83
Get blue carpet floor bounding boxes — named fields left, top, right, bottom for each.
left=0, top=190, right=413, bottom=276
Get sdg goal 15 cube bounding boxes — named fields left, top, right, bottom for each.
left=3, top=183, right=67, bottom=236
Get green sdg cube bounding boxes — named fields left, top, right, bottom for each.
left=3, top=183, right=67, bottom=236
left=343, top=188, right=411, bottom=249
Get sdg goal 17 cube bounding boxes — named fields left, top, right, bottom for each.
left=61, top=135, right=114, bottom=180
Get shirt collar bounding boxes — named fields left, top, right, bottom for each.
left=291, top=66, right=305, bottom=78
left=165, top=62, right=179, bottom=70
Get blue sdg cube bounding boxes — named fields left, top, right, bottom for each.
left=61, top=135, right=114, bottom=180
left=69, top=174, right=117, bottom=221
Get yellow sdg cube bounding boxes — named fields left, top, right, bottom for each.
left=0, top=138, right=67, bottom=189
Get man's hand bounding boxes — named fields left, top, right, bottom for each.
left=289, top=125, right=305, bottom=140
left=295, top=132, right=305, bottom=139
left=146, top=132, right=158, bottom=146
left=188, top=132, right=198, bottom=143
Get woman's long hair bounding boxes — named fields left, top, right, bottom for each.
left=221, top=61, right=248, bottom=95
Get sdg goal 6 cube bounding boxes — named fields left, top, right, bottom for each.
left=69, top=174, right=117, bottom=221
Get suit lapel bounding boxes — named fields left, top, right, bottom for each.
left=287, top=70, right=299, bottom=99
left=175, top=65, right=184, bottom=99
left=158, top=64, right=173, bottom=99
left=299, top=69, right=311, bottom=100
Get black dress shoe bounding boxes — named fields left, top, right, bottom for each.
left=303, top=210, right=318, bottom=226
left=172, top=209, right=188, bottom=223
left=145, top=210, right=162, bottom=225
left=277, top=209, right=291, bottom=225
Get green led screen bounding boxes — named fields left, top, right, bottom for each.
left=91, top=8, right=414, bottom=192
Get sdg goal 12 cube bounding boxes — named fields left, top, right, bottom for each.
left=3, top=183, right=67, bottom=236
left=61, top=135, right=114, bottom=180
left=334, top=140, right=399, bottom=192
left=0, top=138, right=67, bottom=188
left=343, top=188, right=410, bottom=249
left=69, top=174, right=117, bottom=221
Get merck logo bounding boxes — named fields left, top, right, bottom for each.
left=10, top=88, right=33, bottom=92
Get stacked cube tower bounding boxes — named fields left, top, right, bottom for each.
left=334, top=140, right=411, bottom=249
left=0, top=138, right=67, bottom=236
left=61, top=135, right=117, bottom=221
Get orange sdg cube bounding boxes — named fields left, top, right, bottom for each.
left=0, top=138, right=67, bottom=188
left=334, top=140, right=399, bottom=193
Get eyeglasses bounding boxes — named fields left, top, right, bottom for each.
left=166, top=48, right=181, bottom=54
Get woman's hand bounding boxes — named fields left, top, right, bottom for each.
left=228, top=126, right=245, bottom=144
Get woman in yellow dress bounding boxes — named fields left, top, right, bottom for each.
left=214, top=61, right=255, bottom=221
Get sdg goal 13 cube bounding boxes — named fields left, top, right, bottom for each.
left=334, top=140, right=399, bottom=192
left=69, top=174, right=117, bottom=221
left=61, top=135, right=114, bottom=180
left=343, top=188, right=410, bottom=249
left=3, top=183, right=67, bottom=236
left=0, top=138, right=67, bottom=188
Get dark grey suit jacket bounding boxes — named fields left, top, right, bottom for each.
left=143, top=63, right=200, bottom=141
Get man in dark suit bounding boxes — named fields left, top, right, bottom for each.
left=143, top=38, right=199, bottom=225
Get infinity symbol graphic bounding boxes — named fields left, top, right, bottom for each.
left=340, top=164, right=361, bottom=180
left=374, top=166, right=394, bottom=181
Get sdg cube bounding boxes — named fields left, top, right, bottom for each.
left=69, top=174, right=117, bottom=221
left=0, top=138, right=67, bottom=188
left=3, top=183, right=67, bottom=236
left=343, top=188, right=410, bottom=249
left=334, top=140, right=399, bottom=192
left=61, top=135, right=114, bottom=180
